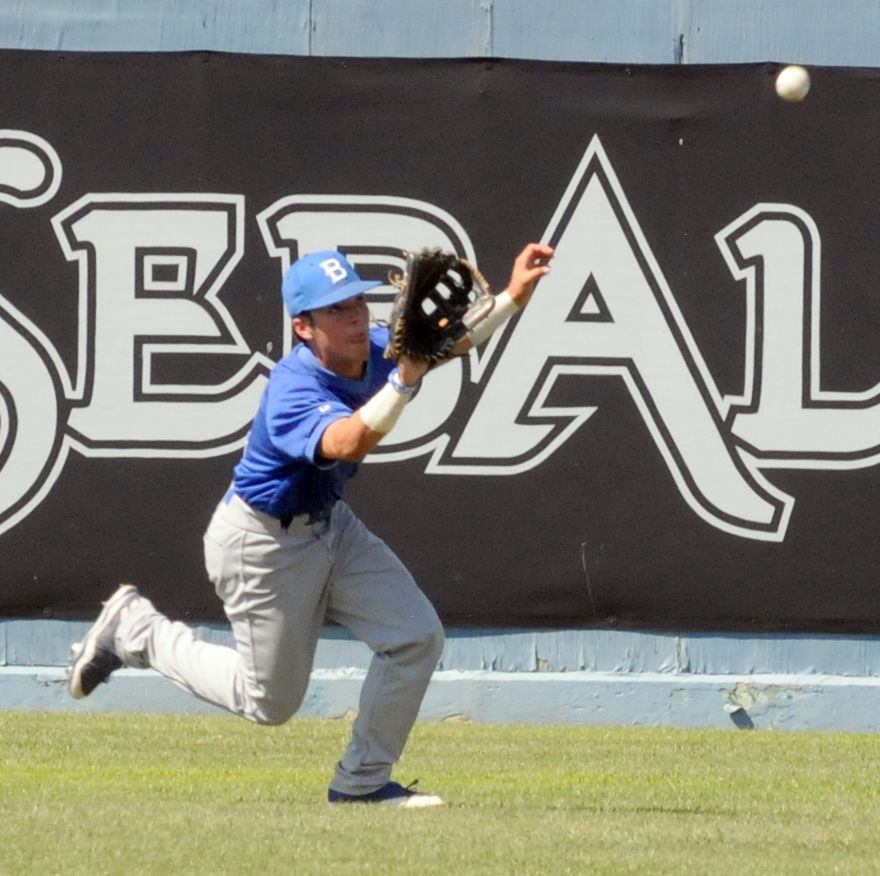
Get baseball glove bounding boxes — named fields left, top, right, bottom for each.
left=384, top=248, right=494, bottom=364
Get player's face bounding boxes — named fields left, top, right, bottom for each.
left=296, top=294, right=371, bottom=378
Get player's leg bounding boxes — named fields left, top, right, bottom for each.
left=67, top=582, right=257, bottom=708
left=323, top=501, right=445, bottom=800
left=71, top=496, right=331, bottom=725
left=192, top=497, right=333, bottom=723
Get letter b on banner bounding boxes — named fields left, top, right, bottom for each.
left=257, top=194, right=477, bottom=457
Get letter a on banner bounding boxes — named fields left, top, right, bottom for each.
left=440, top=136, right=793, bottom=541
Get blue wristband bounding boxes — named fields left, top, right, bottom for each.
left=388, top=367, right=419, bottom=395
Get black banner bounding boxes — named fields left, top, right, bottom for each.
left=2, top=50, right=880, bottom=632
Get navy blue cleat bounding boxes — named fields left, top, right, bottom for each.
left=67, top=583, right=142, bottom=699
left=328, top=780, right=444, bottom=808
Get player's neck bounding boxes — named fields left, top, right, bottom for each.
left=313, top=347, right=366, bottom=380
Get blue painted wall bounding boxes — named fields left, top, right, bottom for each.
left=1, top=1, right=879, bottom=66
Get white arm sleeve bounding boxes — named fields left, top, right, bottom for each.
left=359, top=368, right=418, bottom=434
left=466, top=290, right=520, bottom=347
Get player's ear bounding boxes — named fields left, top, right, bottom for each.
left=292, top=314, right=313, bottom=343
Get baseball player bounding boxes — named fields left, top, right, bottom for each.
left=68, top=242, right=554, bottom=807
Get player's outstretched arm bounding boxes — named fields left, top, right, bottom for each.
left=319, top=356, right=429, bottom=462
left=452, top=242, right=554, bottom=355
left=319, top=240, right=555, bottom=460
left=506, top=242, right=555, bottom=307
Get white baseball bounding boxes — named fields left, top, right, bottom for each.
left=775, top=65, right=810, bottom=102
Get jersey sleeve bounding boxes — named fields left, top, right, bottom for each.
left=265, top=375, right=351, bottom=467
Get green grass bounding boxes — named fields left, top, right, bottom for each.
left=1, top=713, right=879, bottom=874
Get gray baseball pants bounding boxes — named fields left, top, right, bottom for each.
left=115, top=492, right=445, bottom=796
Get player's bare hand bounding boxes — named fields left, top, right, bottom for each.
left=506, top=243, right=554, bottom=308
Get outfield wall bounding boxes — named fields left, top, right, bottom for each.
left=3, top=1, right=880, bottom=731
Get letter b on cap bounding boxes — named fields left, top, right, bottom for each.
left=319, top=258, right=348, bottom=284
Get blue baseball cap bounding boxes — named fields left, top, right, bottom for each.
left=282, top=250, right=382, bottom=317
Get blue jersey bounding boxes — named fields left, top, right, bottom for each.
left=232, top=326, right=393, bottom=521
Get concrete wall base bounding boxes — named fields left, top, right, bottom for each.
left=5, top=665, right=880, bottom=732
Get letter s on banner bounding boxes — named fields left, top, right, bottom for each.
left=0, top=295, right=67, bottom=536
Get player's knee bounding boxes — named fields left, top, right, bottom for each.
left=381, top=612, right=444, bottom=670
left=250, top=684, right=307, bottom=726
left=252, top=704, right=293, bottom=726
left=424, top=618, right=445, bottom=663
left=410, top=613, right=445, bottom=666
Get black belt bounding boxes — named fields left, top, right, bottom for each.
left=224, top=488, right=332, bottom=531
left=279, top=506, right=333, bottom=529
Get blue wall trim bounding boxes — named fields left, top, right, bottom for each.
left=1, top=1, right=879, bottom=66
